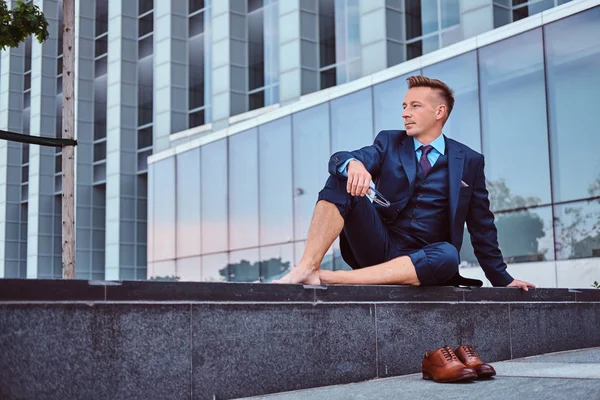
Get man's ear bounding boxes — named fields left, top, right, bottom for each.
left=435, top=104, right=447, bottom=121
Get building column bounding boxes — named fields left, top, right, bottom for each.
left=359, top=0, right=406, bottom=74
left=73, top=0, right=97, bottom=279
left=278, top=0, right=320, bottom=103
left=0, top=8, right=25, bottom=278
left=153, top=0, right=188, bottom=153
left=104, top=0, right=138, bottom=280
left=27, top=0, right=61, bottom=279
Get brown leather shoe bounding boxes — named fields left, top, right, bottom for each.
left=454, top=345, right=496, bottom=378
left=422, top=345, right=478, bottom=383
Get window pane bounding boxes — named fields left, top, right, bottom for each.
left=138, top=126, right=153, bottom=149
left=93, top=141, right=106, bottom=161
left=138, top=56, right=153, bottom=126
left=292, top=104, right=330, bottom=241
left=259, top=117, right=293, bottom=246
left=153, top=158, right=176, bottom=260
left=320, top=68, right=336, bottom=90
left=229, top=129, right=259, bottom=249
left=189, top=109, right=205, bottom=128
left=512, top=0, right=554, bottom=22
left=545, top=7, right=600, bottom=203
left=95, top=0, right=108, bottom=36
left=189, top=34, right=206, bottom=112
left=423, top=51, right=481, bottom=152
left=95, top=35, right=108, bottom=57
left=229, top=248, right=260, bottom=282
left=189, top=0, right=205, bottom=14
left=330, top=89, right=373, bottom=153
left=139, top=0, right=154, bottom=15
left=189, top=11, right=205, bottom=37
left=319, top=0, right=336, bottom=68
left=138, top=36, right=153, bottom=59
left=555, top=200, right=600, bottom=260
left=176, top=149, right=201, bottom=258
left=479, top=29, right=551, bottom=211
left=249, top=90, right=265, bottom=110
left=248, top=10, right=265, bottom=91
left=407, top=39, right=423, bottom=60
left=202, top=253, right=228, bottom=282
left=460, top=206, right=554, bottom=266
left=138, top=12, right=154, bottom=37
left=405, top=0, right=438, bottom=40
left=441, top=0, right=460, bottom=29
left=260, top=244, right=293, bottom=282
left=493, top=5, right=511, bottom=28
left=201, top=139, right=228, bottom=253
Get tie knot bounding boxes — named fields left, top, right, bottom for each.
left=420, top=145, right=433, bottom=156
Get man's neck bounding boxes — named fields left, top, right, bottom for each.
left=414, top=131, right=443, bottom=146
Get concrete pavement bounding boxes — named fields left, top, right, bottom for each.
left=239, top=347, right=600, bottom=399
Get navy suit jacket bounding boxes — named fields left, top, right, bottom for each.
left=328, top=130, right=513, bottom=287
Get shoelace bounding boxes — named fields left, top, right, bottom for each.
left=463, top=345, right=477, bottom=358
left=441, top=346, right=458, bottom=362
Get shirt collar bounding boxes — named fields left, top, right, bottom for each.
left=413, top=134, right=446, bottom=155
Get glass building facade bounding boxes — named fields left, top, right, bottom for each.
left=149, top=2, right=600, bottom=287
left=1, top=0, right=597, bottom=288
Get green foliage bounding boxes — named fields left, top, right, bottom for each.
left=592, top=281, right=600, bottom=289
left=0, top=0, right=49, bottom=50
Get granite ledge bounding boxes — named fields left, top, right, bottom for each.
left=1, top=279, right=599, bottom=303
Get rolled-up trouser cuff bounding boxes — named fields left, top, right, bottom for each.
left=317, top=176, right=355, bottom=219
left=408, top=242, right=459, bottom=286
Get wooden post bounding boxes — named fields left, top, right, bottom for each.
left=62, top=0, right=75, bottom=279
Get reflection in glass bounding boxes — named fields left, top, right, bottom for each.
left=202, top=253, right=228, bottom=282
left=423, top=51, right=481, bottom=152
left=373, top=73, right=417, bottom=134
left=292, top=104, right=331, bottom=241
left=260, top=244, right=293, bottom=282
left=555, top=200, right=600, bottom=260
left=201, top=139, right=228, bottom=253
left=330, top=89, right=373, bottom=153
left=259, top=117, right=293, bottom=246
left=229, top=130, right=259, bottom=250
left=153, top=158, right=176, bottom=261
left=176, top=257, right=202, bottom=281
left=545, top=6, right=600, bottom=203
left=176, top=149, right=201, bottom=258
left=228, top=248, right=260, bottom=282
left=479, top=29, right=551, bottom=211
left=461, top=206, right=554, bottom=265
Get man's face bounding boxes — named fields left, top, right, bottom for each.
left=402, top=87, right=444, bottom=137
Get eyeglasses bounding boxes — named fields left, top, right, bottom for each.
left=367, top=186, right=390, bottom=208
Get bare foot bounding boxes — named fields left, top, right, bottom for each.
left=273, top=264, right=321, bottom=285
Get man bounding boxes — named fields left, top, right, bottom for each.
left=274, top=76, right=535, bottom=291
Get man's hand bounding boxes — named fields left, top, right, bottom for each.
left=346, top=160, right=372, bottom=196
left=507, top=279, right=536, bottom=291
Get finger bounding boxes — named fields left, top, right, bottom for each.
left=521, top=283, right=528, bottom=291
left=351, top=174, right=360, bottom=196
left=359, top=176, right=369, bottom=196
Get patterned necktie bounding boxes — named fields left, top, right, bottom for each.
left=419, top=145, right=433, bottom=176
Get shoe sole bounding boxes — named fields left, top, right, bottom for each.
left=422, top=371, right=478, bottom=383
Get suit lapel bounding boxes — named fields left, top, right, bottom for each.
left=399, top=137, right=417, bottom=192
left=446, top=137, right=464, bottom=229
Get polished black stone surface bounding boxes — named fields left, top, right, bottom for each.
left=376, top=303, right=511, bottom=377
left=1, top=278, right=599, bottom=399
left=0, top=278, right=106, bottom=301
left=191, top=303, right=377, bottom=400
left=509, top=303, right=600, bottom=359
left=1, top=278, right=598, bottom=303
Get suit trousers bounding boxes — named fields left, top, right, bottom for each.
left=317, top=175, right=459, bottom=285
